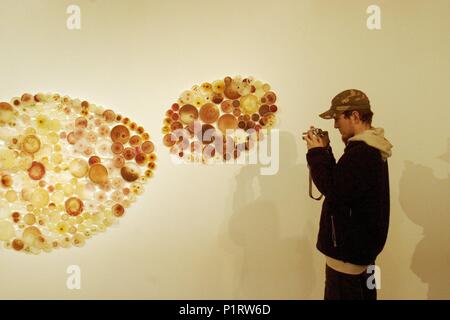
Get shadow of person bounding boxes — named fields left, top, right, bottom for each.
left=220, top=131, right=321, bottom=299
left=399, top=139, right=450, bottom=299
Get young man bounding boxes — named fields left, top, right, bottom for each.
left=304, top=89, right=393, bottom=300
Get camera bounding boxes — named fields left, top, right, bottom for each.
left=302, top=128, right=328, bottom=138
left=302, top=128, right=330, bottom=148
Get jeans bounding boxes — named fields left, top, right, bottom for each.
left=324, top=264, right=377, bottom=300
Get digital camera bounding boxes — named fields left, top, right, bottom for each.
left=302, top=128, right=329, bottom=139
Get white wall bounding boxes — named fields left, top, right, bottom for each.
left=0, top=0, right=448, bottom=299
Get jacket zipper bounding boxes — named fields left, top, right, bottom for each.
left=330, top=215, right=337, bottom=247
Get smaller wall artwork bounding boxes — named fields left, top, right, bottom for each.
left=161, top=76, right=279, bottom=163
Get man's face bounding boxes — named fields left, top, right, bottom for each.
left=334, top=113, right=355, bottom=144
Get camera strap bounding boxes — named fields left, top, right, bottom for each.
left=308, top=167, right=323, bottom=201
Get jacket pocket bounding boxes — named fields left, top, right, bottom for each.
left=330, top=215, right=337, bottom=248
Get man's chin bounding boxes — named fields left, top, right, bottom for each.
left=341, top=133, right=356, bottom=145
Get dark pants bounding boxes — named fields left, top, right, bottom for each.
left=324, top=264, right=377, bottom=300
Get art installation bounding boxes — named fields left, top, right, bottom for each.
left=0, top=93, right=156, bottom=254
left=162, top=76, right=279, bottom=163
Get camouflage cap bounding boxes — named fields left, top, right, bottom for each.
left=319, top=89, right=371, bottom=119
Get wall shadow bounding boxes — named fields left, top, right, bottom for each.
left=399, top=138, right=450, bottom=299
left=220, top=131, right=322, bottom=299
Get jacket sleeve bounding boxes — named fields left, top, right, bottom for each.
left=306, top=144, right=374, bottom=205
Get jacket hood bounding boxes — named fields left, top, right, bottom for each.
left=348, top=127, right=393, bottom=161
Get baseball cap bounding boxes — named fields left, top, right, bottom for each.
left=319, top=89, right=371, bottom=119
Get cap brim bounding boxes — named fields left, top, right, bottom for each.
left=319, top=109, right=336, bottom=119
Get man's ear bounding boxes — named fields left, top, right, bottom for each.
left=351, top=110, right=361, bottom=122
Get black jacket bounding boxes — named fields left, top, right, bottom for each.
left=306, top=141, right=390, bottom=265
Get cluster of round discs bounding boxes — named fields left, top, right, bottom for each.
left=0, top=93, right=156, bottom=254
left=162, top=76, right=278, bottom=162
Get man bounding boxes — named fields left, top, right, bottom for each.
left=303, top=89, right=393, bottom=300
